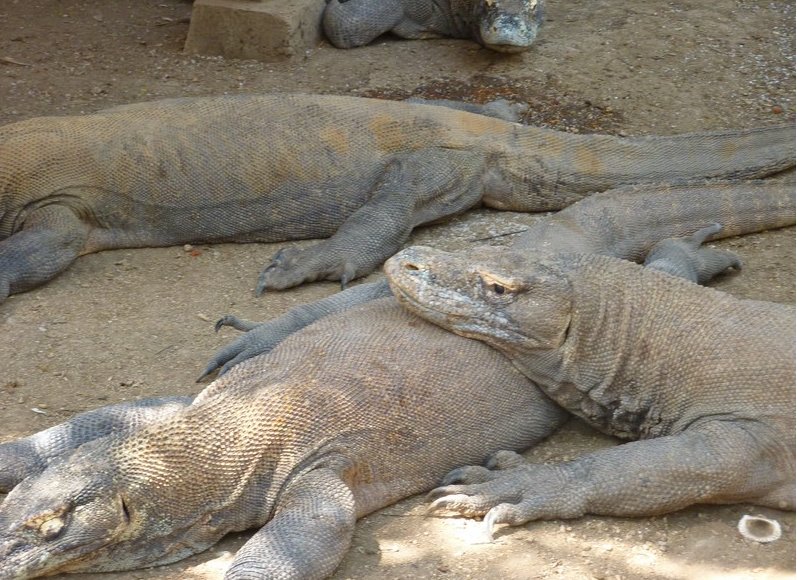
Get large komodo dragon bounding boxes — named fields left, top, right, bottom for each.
left=323, top=0, right=544, bottom=52
left=0, top=93, right=794, bottom=304
left=385, top=211, right=795, bottom=537
left=0, top=180, right=793, bottom=579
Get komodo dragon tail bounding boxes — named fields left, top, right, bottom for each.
left=516, top=180, right=796, bottom=261
left=489, top=123, right=795, bottom=211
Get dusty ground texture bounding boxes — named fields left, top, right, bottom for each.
left=0, top=0, right=795, bottom=578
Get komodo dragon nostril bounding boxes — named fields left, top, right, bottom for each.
left=403, top=262, right=420, bottom=272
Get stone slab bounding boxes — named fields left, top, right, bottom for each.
left=185, top=0, right=325, bottom=61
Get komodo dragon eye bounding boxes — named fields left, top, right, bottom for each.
left=25, top=506, right=69, bottom=540
left=479, top=273, right=521, bottom=301
left=39, top=516, right=66, bottom=540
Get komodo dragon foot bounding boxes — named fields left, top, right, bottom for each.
left=644, top=223, right=743, bottom=284
left=256, top=245, right=362, bottom=293
left=199, top=281, right=393, bottom=380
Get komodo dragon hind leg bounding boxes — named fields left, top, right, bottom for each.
left=224, top=468, right=356, bottom=580
left=255, top=149, right=485, bottom=293
left=199, top=281, right=392, bottom=381
left=427, top=420, right=794, bottom=538
left=0, top=396, right=192, bottom=492
left=644, top=223, right=743, bottom=284
left=0, top=205, right=89, bottom=302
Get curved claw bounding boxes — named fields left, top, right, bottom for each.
left=255, top=278, right=269, bottom=297
left=441, top=467, right=470, bottom=486
left=196, top=362, right=220, bottom=383
left=272, top=247, right=288, bottom=262
left=340, top=262, right=357, bottom=290
left=427, top=494, right=470, bottom=515
left=482, top=509, right=500, bottom=542
left=426, top=485, right=461, bottom=503
left=256, top=248, right=292, bottom=295
left=441, top=465, right=492, bottom=486
left=690, top=222, right=722, bottom=244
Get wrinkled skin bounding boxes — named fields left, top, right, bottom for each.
left=323, top=0, right=544, bottom=52
left=0, top=441, right=215, bottom=578
left=385, top=246, right=795, bottom=535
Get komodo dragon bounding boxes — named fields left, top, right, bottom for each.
left=323, top=0, right=544, bottom=52
left=0, top=93, right=793, bottom=304
left=385, top=222, right=795, bottom=537
left=0, top=181, right=792, bottom=580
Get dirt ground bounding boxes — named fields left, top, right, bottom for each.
left=0, top=1, right=795, bottom=578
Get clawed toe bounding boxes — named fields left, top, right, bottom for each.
left=441, top=465, right=492, bottom=486
left=485, top=450, right=525, bottom=470
left=196, top=361, right=219, bottom=382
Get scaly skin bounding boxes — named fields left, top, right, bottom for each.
left=202, top=179, right=796, bottom=379
left=323, top=0, right=544, bottom=52
left=0, top=181, right=792, bottom=578
left=384, top=241, right=796, bottom=536
left=0, top=299, right=566, bottom=579
left=0, top=92, right=793, bottom=302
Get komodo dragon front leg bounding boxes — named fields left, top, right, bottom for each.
left=255, top=148, right=486, bottom=292
left=385, top=245, right=795, bottom=536
left=202, top=179, right=794, bottom=379
left=0, top=297, right=567, bottom=579
left=224, top=468, right=357, bottom=580
left=0, top=205, right=89, bottom=302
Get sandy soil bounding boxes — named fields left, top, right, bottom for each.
left=0, top=1, right=794, bottom=578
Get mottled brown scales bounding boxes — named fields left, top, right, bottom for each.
left=0, top=179, right=793, bottom=579
left=385, top=219, right=795, bottom=531
left=0, top=299, right=566, bottom=579
left=0, top=93, right=792, bottom=301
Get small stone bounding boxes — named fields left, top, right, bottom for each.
left=772, top=105, right=783, bottom=114
left=183, top=244, right=194, bottom=252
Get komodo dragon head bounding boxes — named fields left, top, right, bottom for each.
left=385, top=245, right=572, bottom=352
left=0, top=436, right=228, bottom=578
left=474, top=0, right=544, bottom=52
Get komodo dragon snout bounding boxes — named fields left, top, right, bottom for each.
left=0, top=440, right=222, bottom=578
left=0, top=448, right=131, bottom=578
left=476, top=0, right=544, bottom=52
left=386, top=245, right=572, bottom=349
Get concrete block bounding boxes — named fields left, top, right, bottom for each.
left=185, top=0, right=325, bottom=61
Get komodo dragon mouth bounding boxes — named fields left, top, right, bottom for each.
left=384, top=246, right=530, bottom=345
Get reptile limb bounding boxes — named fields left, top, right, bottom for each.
left=199, top=280, right=392, bottom=380
left=225, top=468, right=356, bottom=580
left=0, top=206, right=89, bottom=301
left=644, top=223, right=743, bottom=283
left=256, top=149, right=485, bottom=292
left=428, top=420, right=791, bottom=539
